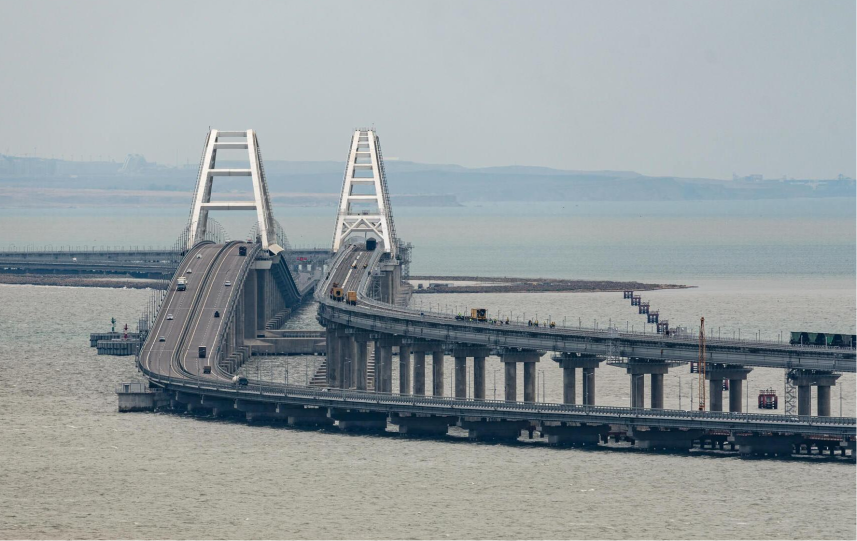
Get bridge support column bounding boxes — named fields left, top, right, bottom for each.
left=473, top=356, right=486, bottom=400
left=352, top=336, right=369, bottom=391
left=789, top=371, right=840, bottom=416
left=454, top=356, right=467, bottom=399
left=650, top=373, right=664, bottom=409
left=500, top=350, right=541, bottom=402
left=708, top=366, right=752, bottom=413
left=413, top=351, right=426, bottom=396
left=398, top=345, right=411, bottom=395
left=376, top=341, right=395, bottom=393
left=325, top=328, right=340, bottom=388
left=709, top=378, right=723, bottom=411
left=553, top=353, right=601, bottom=405
left=523, top=361, right=536, bottom=403
left=621, top=359, right=669, bottom=409
left=432, top=350, right=445, bottom=397
left=504, top=362, right=517, bottom=402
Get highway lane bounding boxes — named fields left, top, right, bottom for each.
left=139, top=242, right=223, bottom=379
left=181, top=242, right=253, bottom=380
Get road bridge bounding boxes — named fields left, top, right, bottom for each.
left=123, top=127, right=855, bottom=458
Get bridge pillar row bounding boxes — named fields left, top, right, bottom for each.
left=552, top=353, right=602, bottom=405
left=501, top=350, right=542, bottom=402
left=707, top=366, right=752, bottom=413
left=451, top=347, right=491, bottom=400
left=624, top=359, right=670, bottom=409
left=789, top=371, right=841, bottom=416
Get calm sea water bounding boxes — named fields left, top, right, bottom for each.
left=0, top=199, right=855, bottom=539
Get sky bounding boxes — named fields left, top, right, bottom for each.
left=0, top=0, right=854, bottom=179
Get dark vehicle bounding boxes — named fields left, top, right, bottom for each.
left=366, top=238, right=377, bottom=251
left=203, top=365, right=212, bottom=374
left=238, top=246, right=247, bottom=256
left=232, top=375, right=248, bottom=386
left=198, top=346, right=206, bottom=358
left=214, top=310, right=220, bottom=318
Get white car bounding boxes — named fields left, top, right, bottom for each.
left=224, top=281, right=231, bottom=286
left=186, top=268, right=192, bottom=274
left=158, top=336, right=165, bottom=342
left=196, top=254, right=201, bottom=259
left=166, top=314, right=173, bottom=320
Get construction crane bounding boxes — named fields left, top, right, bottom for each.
left=698, top=317, right=706, bottom=411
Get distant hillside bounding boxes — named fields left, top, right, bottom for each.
left=0, top=154, right=853, bottom=206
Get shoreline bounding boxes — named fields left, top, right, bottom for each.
left=409, top=275, right=690, bottom=294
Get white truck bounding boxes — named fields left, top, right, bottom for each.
left=176, top=276, right=188, bottom=291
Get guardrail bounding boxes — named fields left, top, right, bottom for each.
left=211, top=243, right=262, bottom=372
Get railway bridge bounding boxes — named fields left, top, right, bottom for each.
left=128, top=127, right=855, bottom=458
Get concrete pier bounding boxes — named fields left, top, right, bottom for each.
left=454, top=356, right=467, bottom=399
left=621, top=359, right=670, bottom=410
left=501, top=350, right=541, bottom=402
left=630, top=427, right=703, bottom=452
left=707, top=366, right=752, bottom=413
left=789, top=371, right=840, bottom=416
left=540, top=422, right=609, bottom=446
left=553, top=353, right=601, bottom=405
left=631, top=374, right=645, bottom=408
left=398, top=345, right=411, bottom=395
left=473, top=356, right=486, bottom=400
left=504, top=362, right=517, bottom=401
left=352, top=336, right=369, bottom=390
left=650, top=373, right=664, bottom=409
left=413, top=350, right=426, bottom=395
left=378, top=341, right=394, bottom=393
left=432, top=350, right=444, bottom=396
left=391, top=413, right=454, bottom=436
left=329, top=408, right=388, bottom=432
left=459, top=418, right=529, bottom=442
left=523, top=362, right=536, bottom=403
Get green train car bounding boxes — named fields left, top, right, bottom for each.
left=790, top=332, right=856, bottom=348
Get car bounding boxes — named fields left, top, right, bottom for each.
left=196, top=254, right=201, bottom=259
left=224, top=281, right=231, bottom=286
left=351, top=262, right=357, bottom=268
left=214, top=310, right=220, bottom=318
left=363, top=263, right=368, bottom=268
left=158, top=336, right=165, bottom=342
left=186, top=268, right=192, bottom=274
left=166, top=314, right=173, bottom=320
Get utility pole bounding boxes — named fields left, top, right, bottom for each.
left=698, top=317, right=706, bottom=411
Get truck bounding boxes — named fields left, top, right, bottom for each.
left=471, top=308, right=487, bottom=322
left=176, top=276, right=187, bottom=291
left=346, top=291, right=357, bottom=305
left=331, top=287, right=344, bottom=302
left=198, top=346, right=206, bottom=358
left=238, top=246, right=247, bottom=256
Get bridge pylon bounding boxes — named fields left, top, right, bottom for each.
left=332, top=129, right=398, bottom=258
left=187, top=129, right=282, bottom=254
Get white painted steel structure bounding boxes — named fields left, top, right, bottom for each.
left=187, top=130, right=281, bottom=253
left=332, top=129, right=397, bottom=257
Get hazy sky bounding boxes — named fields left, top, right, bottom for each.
left=0, top=0, right=854, bottom=179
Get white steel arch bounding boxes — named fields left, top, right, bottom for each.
left=332, top=129, right=397, bottom=257
left=187, top=129, right=281, bottom=254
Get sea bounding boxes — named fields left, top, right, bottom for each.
left=0, top=198, right=855, bottom=539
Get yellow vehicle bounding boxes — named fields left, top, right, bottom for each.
left=331, top=287, right=344, bottom=301
left=346, top=291, right=358, bottom=305
left=471, top=308, right=487, bottom=322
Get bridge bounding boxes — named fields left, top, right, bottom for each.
left=120, top=127, right=854, bottom=458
